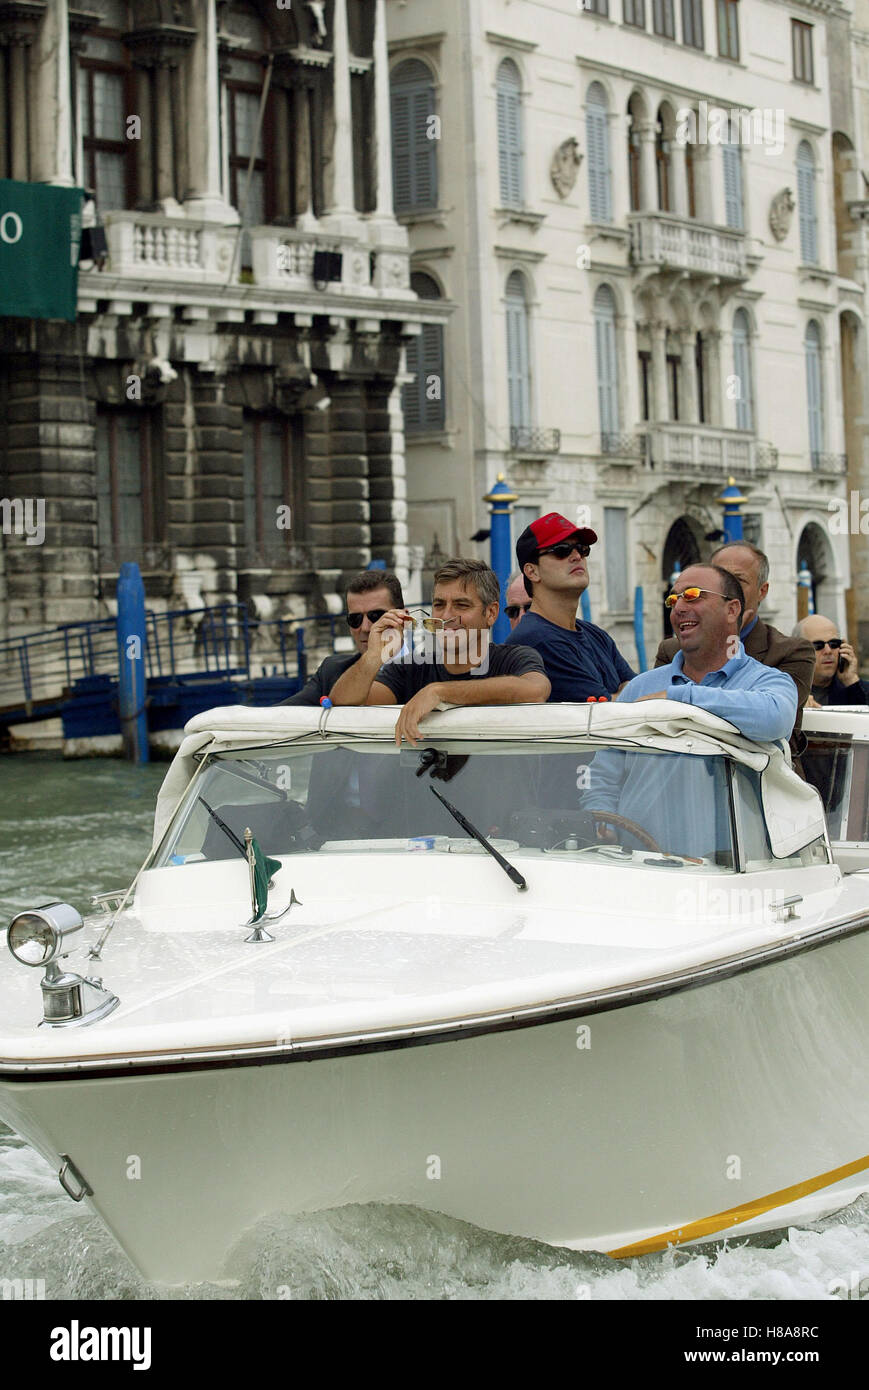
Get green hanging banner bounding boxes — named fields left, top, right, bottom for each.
left=0, top=180, right=85, bottom=322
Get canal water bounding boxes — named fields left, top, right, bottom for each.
left=0, top=754, right=867, bottom=1300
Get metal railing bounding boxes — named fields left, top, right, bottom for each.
left=509, top=426, right=561, bottom=453
left=811, top=452, right=848, bottom=475
left=0, top=605, right=348, bottom=719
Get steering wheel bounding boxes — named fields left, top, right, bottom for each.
left=586, top=810, right=663, bottom=854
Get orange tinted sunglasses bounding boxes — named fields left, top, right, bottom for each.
left=664, top=586, right=729, bottom=609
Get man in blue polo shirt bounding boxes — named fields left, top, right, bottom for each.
left=580, top=564, right=798, bottom=858
left=503, top=512, right=635, bottom=700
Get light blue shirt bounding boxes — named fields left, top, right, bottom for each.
left=620, top=641, right=797, bottom=744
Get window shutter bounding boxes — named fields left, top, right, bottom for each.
left=732, top=310, right=752, bottom=431
left=805, top=322, right=823, bottom=460
left=797, top=141, right=818, bottom=265
left=391, top=61, right=437, bottom=213
left=405, top=273, right=445, bottom=434
left=506, top=272, right=531, bottom=430
left=722, top=140, right=744, bottom=230
left=497, top=60, right=523, bottom=208
left=586, top=84, right=612, bottom=223
left=594, top=285, right=619, bottom=440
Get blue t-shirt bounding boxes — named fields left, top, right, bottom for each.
left=503, top=612, right=635, bottom=701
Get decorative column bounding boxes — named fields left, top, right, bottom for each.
left=271, top=75, right=292, bottom=222
left=638, top=120, right=657, bottom=211
left=650, top=320, right=668, bottom=422
left=134, top=64, right=154, bottom=205
left=292, top=75, right=315, bottom=226
left=706, top=328, right=723, bottom=426
left=154, top=59, right=175, bottom=203
left=28, top=0, right=73, bottom=185
left=172, top=61, right=188, bottom=206
left=679, top=329, right=697, bottom=424
left=371, top=0, right=393, bottom=219
left=325, top=0, right=356, bottom=222
left=185, top=0, right=234, bottom=220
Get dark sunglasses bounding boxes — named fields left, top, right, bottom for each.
left=539, top=542, right=591, bottom=560
left=346, top=608, right=387, bottom=629
left=811, top=638, right=843, bottom=651
left=504, top=602, right=532, bottom=620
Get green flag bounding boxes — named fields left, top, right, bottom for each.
left=248, top=835, right=282, bottom=923
left=0, top=180, right=85, bottom=322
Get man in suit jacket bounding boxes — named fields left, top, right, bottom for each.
left=654, top=542, right=815, bottom=765
left=281, top=569, right=405, bottom=705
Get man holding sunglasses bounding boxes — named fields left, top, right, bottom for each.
left=503, top=512, right=635, bottom=700
left=794, top=615, right=868, bottom=707
left=280, top=569, right=405, bottom=706
left=614, top=564, right=797, bottom=742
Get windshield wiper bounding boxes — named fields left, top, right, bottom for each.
left=199, top=796, right=247, bottom=859
left=429, top=786, right=527, bottom=891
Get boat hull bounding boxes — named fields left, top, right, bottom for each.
left=2, top=929, right=868, bottom=1284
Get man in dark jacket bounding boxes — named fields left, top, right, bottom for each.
left=654, top=542, right=814, bottom=765
left=796, top=614, right=869, bottom=707
left=281, top=569, right=405, bottom=705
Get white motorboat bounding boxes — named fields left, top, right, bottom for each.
left=1, top=701, right=869, bottom=1285
left=802, top=706, right=869, bottom=873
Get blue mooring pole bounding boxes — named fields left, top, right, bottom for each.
left=483, top=473, right=519, bottom=644
left=634, top=585, right=647, bottom=672
left=716, top=476, right=747, bottom=545
left=117, top=562, right=149, bottom=764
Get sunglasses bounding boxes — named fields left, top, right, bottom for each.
left=346, top=608, right=388, bottom=629
left=664, top=586, right=730, bottom=609
left=811, top=638, right=843, bottom=652
left=504, top=602, right=532, bottom=620
left=539, top=542, right=591, bottom=560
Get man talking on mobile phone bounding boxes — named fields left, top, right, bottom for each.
left=794, top=615, right=869, bottom=707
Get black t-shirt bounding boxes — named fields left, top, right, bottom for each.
left=811, top=674, right=869, bottom=706
left=503, top=612, right=635, bottom=701
left=374, top=642, right=545, bottom=702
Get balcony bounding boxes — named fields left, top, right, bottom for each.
left=97, top=212, right=412, bottom=298
left=643, top=425, right=777, bottom=479
left=509, top=426, right=561, bottom=454
left=628, top=213, right=748, bottom=283
left=811, top=452, right=848, bottom=476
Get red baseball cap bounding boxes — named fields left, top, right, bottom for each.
left=515, top=512, right=598, bottom=571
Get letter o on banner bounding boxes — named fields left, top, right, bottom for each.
left=0, top=211, right=23, bottom=244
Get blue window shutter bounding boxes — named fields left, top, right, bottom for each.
left=594, top=285, right=619, bottom=439
left=732, top=309, right=753, bottom=431
left=404, top=272, right=445, bottom=433
left=722, top=140, right=743, bottom=230
left=805, top=321, right=823, bottom=460
left=797, top=141, right=818, bottom=265
left=497, top=60, right=523, bottom=208
left=586, top=84, right=612, bottom=223
left=506, top=271, right=531, bottom=429
left=391, top=60, right=437, bottom=213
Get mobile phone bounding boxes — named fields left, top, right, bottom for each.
left=838, top=653, right=848, bottom=673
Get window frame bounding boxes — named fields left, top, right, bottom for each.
left=496, top=57, right=524, bottom=210
left=505, top=270, right=532, bottom=432
left=77, top=53, right=137, bottom=211
left=623, top=0, right=646, bottom=29
left=652, top=0, right=676, bottom=38
left=716, top=0, right=739, bottom=61
left=404, top=272, right=446, bottom=435
left=390, top=58, right=439, bottom=214
left=95, top=406, right=164, bottom=566
left=241, top=413, right=305, bottom=567
left=792, top=19, right=814, bottom=86
left=586, top=83, right=613, bottom=223
left=594, top=283, right=620, bottom=444
left=681, top=0, right=704, bottom=50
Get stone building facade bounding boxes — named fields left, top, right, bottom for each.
left=0, top=0, right=443, bottom=643
left=387, top=0, right=863, bottom=664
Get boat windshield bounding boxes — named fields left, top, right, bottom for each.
left=152, top=740, right=774, bottom=870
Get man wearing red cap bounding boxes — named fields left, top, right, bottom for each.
left=503, top=512, right=635, bottom=700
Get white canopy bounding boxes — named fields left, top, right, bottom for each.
left=151, top=701, right=827, bottom=860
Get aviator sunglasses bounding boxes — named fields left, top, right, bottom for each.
left=811, top=638, right=843, bottom=652
left=664, top=586, right=729, bottom=609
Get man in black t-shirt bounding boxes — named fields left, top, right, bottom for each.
left=329, top=558, right=550, bottom=745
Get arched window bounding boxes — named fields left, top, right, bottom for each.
left=804, top=320, right=824, bottom=466
left=586, top=82, right=612, bottom=223
left=797, top=140, right=818, bottom=265
left=404, top=273, right=446, bottom=434
left=732, top=308, right=753, bottom=431
left=627, top=95, right=642, bottom=211
left=722, top=121, right=744, bottom=230
left=496, top=58, right=523, bottom=208
left=594, top=284, right=620, bottom=446
left=390, top=59, right=438, bottom=213
left=505, top=271, right=531, bottom=431
left=656, top=108, right=671, bottom=211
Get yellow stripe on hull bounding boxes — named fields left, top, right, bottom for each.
left=609, top=1152, right=869, bottom=1259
